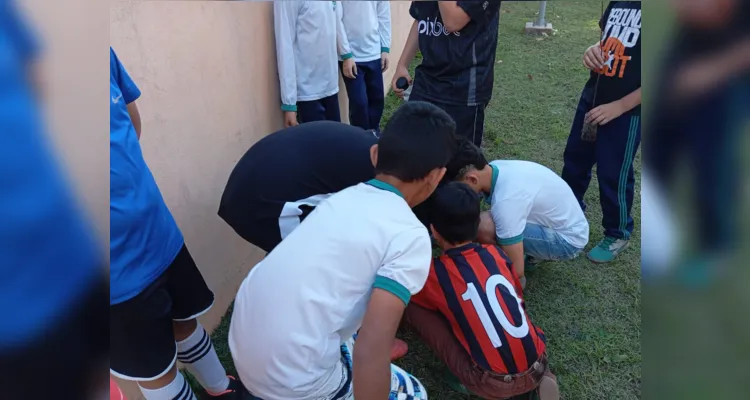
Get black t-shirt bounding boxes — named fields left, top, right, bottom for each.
left=585, top=1, right=641, bottom=113
left=218, top=121, right=377, bottom=252
left=409, top=0, right=502, bottom=106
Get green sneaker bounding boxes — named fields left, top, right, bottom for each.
left=587, top=236, right=629, bottom=263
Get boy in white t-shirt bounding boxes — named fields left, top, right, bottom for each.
left=443, top=140, right=589, bottom=282
left=228, top=101, right=457, bottom=400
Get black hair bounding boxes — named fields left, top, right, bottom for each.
left=431, top=182, right=481, bottom=245
left=375, top=101, right=457, bottom=182
left=443, top=137, right=488, bottom=182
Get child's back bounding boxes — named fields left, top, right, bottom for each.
left=405, top=181, right=559, bottom=399
left=229, top=181, right=430, bottom=397
left=415, top=242, right=546, bottom=375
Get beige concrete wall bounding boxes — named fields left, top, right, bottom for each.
left=107, top=1, right=413, bottom=398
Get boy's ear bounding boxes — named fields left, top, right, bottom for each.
left=369, top=144, right=378, bottom=168
left=466, top=171, right=480, bottom=186
left=428, top=167, right=447, bottom=188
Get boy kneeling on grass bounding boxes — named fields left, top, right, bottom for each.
left=405, top=182, right=559, bottom=400
left=228, top=101, right=457, bottom=400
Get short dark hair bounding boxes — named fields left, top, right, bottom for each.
left=444, top=138, right=488, bottom=182
left=376, top=101, right=457, bottom=182
left=431, top=182, right=481, bottom=245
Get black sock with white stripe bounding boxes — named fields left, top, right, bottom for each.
left=138, top=371, right=196, bottom=400
left=176, top=323, right=229, bottom=394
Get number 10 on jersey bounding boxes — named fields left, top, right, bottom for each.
left=461, top=274, right=529, bottom=348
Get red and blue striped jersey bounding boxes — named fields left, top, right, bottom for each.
left=412, top=243, right=546, bottom=374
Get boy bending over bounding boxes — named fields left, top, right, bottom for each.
left=405, top=182, right=559, bottom=399
left=228, top=101, right=456, bottom=399
left=444, top=140, right=589, bottom=283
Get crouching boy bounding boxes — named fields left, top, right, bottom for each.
left=404, top=182, right=559, bottom=400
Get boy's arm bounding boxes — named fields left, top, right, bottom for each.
left=397, top=5, right=421, bottom=70
left=273, top=1, right=300, bottom=112
left=500, top=242, right=525, bottom=280
left=354, top=288, right=406, bottom=400
left=585, top=87, right=641, bottom=126
left=336, top=2, right=352, bottom=60
left=491, top=201, right=529, bottom=278
left=438, top=1, right=502, bottom=33
left=354, top=229, right=432, bottom=398
left=377, top=1, right=391, bottom=54
left=127, top=102, right=142, bottom=139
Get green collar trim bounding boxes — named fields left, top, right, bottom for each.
left=487, top=164, right=499, bottom=205
left=366, top=179, right=404, bottom=199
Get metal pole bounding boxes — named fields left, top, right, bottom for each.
left=535, top=1, right=547, bottom=27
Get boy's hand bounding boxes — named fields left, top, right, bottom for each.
left=353, top=288, right=406, bottom=400
left=284, top=111, right=298, bottom=128
left=342, top=58, right=358, bottom=79
left=585, top=100, right=626, bottom=126
left=381, top=53, right=390, bottom=72
left=391, top=65, right=411, bottom=99
left=583, top=43, right=605, bottom=71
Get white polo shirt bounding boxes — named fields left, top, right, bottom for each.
left=488, top=160, right=589, bottom=249
left=228, top=180, right=432, bottom=399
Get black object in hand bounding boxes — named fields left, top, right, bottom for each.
left=396, top=77, right=409, bottom=90
left=581, top=122, right=598, bottom=142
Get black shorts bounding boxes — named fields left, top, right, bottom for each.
left=0, top=276, right=108, bottom=400
left=110, top=245, right=214, bottom=380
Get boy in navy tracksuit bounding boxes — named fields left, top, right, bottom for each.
left=562, top=1, right=642, bottom=263
left=337, top=1, right=391, bottom=134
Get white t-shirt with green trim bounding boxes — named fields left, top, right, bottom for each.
left=228, top=180, right=431, bottom=399
left=488, top=160, right=589, bottom=249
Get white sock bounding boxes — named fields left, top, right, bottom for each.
left=139, top=372, right=197, bottom=400
left=176, top=324, right=230, bottom=394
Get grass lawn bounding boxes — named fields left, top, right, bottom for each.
left=198, top=2, right=641, bottom=399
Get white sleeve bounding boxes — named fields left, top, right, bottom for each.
left=377, top=1, right=391, bottom=53
left=374, top=228, right=432, bottom=306
left=336, top=2, right=352, bottom=59
left=273, top=0, right=300, bottom=111
left=491, top=198, right=530, bottom=245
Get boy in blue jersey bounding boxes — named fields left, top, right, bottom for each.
left=109, top=48, right=247, bottom=400
left=0, top=3, right=105, bottom=398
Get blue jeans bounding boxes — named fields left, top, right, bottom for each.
left=523, top=223, right=583, bottom=261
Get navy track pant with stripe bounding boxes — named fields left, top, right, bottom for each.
left=562, top=89, right=641, bottom=240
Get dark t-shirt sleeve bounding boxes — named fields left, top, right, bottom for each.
left=457, top=0, right=502, bottom=26
left=409, top=1, right=418, bottom=20
left=599, top=2, right=614, bottom=30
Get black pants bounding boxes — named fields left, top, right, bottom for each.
left=0, top=277, right=108, bottom=400
left=297, top=93, right=341, bottom=124
left=409, top=91, right=486, bottom=148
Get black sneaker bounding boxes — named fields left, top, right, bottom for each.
left=200, top=376, right=253, bottom=400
